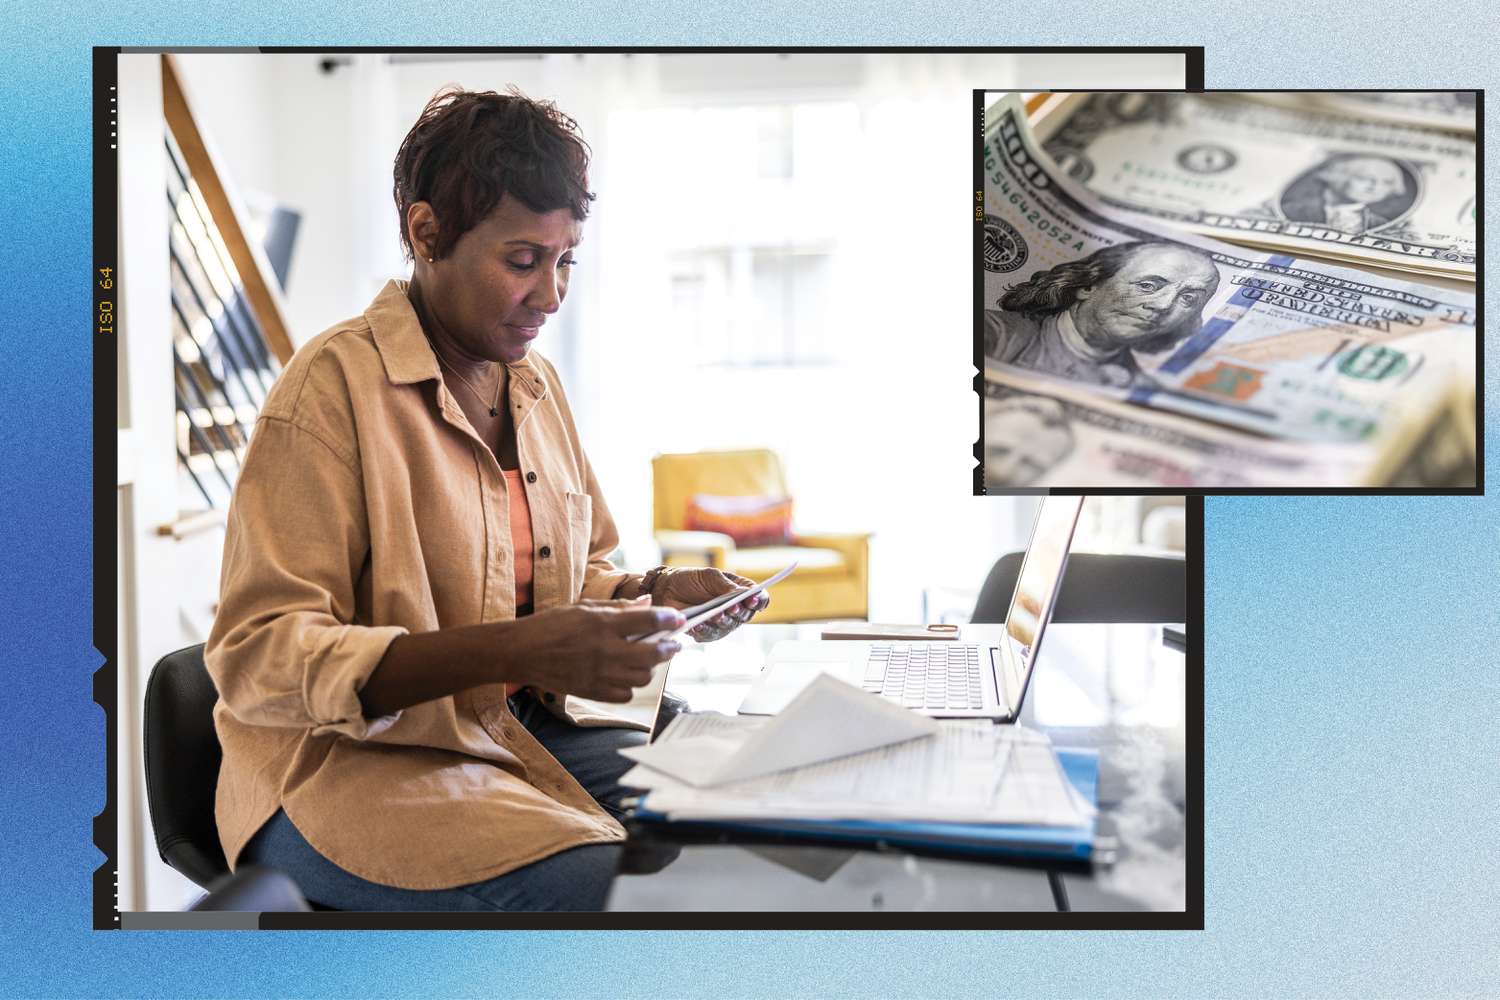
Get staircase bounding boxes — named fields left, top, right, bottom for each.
left=159, top=53, right=295, bottom=519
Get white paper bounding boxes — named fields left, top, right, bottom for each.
left=996, top=738, right=1095, bottom=824
left=619, top=673, right=937, bottom=787
left=622, top=714, right=1087, bottom=827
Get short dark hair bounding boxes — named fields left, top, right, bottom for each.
left=392, top=87, right=594, bottom=262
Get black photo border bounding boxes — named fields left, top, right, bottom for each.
left=972, top=87, right=1485, bottom=498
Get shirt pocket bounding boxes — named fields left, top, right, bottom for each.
left=563, top=491, right=593, bottom=599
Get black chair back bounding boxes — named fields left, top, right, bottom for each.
left=971, top=552, right=1186, bottom=625
left=143, top=643, right=230, bottom=888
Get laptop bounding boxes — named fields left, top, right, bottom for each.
left=737, top=495, right=1085, bottom=720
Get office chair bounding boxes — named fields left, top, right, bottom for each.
left=145, top=643, right=323, bottom=912
left=971, top=552, right=1186, bottom=625
left=144, top=643, right=231, bottom=889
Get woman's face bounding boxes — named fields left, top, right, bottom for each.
left=415, top=196, right=582, bottom=364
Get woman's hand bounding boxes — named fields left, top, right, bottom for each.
left=359, top=600, right=685, bottom=717
left=649, top=567, right=770, bottom=642
left=511, top=599, right=686, bottom=702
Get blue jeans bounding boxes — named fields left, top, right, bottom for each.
left=240, top=690, right=649, bottom=911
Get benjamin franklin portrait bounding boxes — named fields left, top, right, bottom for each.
left=984, top=241, right=1221, bottom=391
left=985, top=395, right=1075, bottom=488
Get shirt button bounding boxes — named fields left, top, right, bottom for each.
left=526, top=471, right=537, bottom=484
left=539, top=545, right=552, bottom=558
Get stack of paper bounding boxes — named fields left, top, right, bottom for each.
left=620, top=674, right=1089, bottom=827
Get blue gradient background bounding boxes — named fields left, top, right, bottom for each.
left=2, top=2, right=1497, bottom=997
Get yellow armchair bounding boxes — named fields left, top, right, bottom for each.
left=651, top=449, right=870, bottom=623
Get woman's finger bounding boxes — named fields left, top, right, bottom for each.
left=689, top=607, right=752, bottom=641
left=688, top=616, right=731, bottom=640
left=701, top=569, right=746, bottom=596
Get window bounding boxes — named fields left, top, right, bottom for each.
left=608, top=101, right=859, bottom=368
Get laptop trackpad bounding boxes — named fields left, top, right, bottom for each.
left=737, top=661, right=862, bottom=716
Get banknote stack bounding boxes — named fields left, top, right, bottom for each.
left=980, top=92, right=1477, bottom=489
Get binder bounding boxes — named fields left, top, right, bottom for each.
left=630, top=748, right=1099, bottom=866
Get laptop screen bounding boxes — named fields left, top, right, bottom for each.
left=999, top=495, right=1084, bottom=714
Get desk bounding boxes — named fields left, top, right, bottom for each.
left=605, top=622, right=1191, bottom=913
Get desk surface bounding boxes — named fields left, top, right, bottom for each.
left=605, top=622, right=1191, bottom=913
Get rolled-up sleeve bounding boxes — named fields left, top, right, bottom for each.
left=205, top=416, right=408, bottom=740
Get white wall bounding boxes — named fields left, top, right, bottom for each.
left=172, top=54, right=279, bottom=194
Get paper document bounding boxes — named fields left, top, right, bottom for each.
left=619, top=673, right=937, bottom=786
left=622, top=711, right=1087, bottom=827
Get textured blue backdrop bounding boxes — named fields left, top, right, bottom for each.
left=2, top=3, right=1497, bottom=997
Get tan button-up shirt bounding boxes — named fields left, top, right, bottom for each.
left=205, top=279, right=642, bottom=890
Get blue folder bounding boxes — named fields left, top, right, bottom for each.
left=633, top=748, right=1098, bottom=864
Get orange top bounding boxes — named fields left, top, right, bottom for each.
left=502, top=469, right=533, bottom=696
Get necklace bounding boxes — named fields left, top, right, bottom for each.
left=439, top=356, right=503, bottom=417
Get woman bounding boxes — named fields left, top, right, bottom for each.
left=204, top=87, right=766, bottom=911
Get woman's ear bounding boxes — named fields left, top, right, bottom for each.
left=407, top=201, right=440, bottom=261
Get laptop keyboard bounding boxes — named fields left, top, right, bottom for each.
left=862, top=643, right=986, bottom=711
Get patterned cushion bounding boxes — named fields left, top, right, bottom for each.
left=684, top=494, right=794, bottom=547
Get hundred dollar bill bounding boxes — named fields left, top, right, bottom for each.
left=1248, top=91, right=1477, bottom=136
left=983, top=367, right=1371, bottom=489
left=1032, top=92, right=1476, bottom=277
left=981, top=94, right=1476, bottom=446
